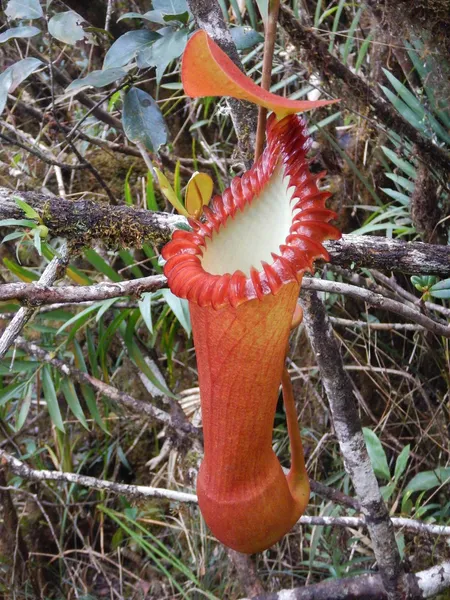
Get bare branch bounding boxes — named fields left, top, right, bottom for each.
left=0, top=131, right=90, bottom=170
left=0, top=448, right=197, bottom=504
left=330, top=317, right=424, bottom=332
left=0, top=243, right=69, bottom=360
left=300, top=290, right=407, bottom=600
left=0, top=275, right=166, bottom=304
left=301, top=278, right=450, bottom=337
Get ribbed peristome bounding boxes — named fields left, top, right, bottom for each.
left=162, top=113, right=340, bottom=308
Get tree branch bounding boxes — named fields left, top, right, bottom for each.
left=2, top=276, right=447, bottom=341
left=300, top=291, right=408, bottom=600
left=279, top=5, right=450, bottom=176
left=302, top=278, right=450, bottom=338
left=0, top=448, right=197, bottom=504
left=0, top=275, right=166, bottom=304
left=242, top=561, right=450, bottom=600
left=2, top=187, right=450, bottom=275
left=0, top=242, right=69, bottom=360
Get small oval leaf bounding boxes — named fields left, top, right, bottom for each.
left=122, top=87, right=169, bottom=151
left=5, top=0, right=43, bottom=20
left=48, top=11, right=86, bottom=45
left=136, top=28, right=187, bottom=83
left=66, top=68, right=127, bottom=92
left=0, top=26, right=41, bottom=43
left=103, top=30, right=160, bottom=69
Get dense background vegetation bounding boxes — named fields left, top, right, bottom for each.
left=0, top=0, right=449, bottom=598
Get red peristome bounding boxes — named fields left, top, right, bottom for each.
left=162, top=113, right=341, bottom=310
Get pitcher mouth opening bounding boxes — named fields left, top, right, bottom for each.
left=162, top=113, right=341, bottom=310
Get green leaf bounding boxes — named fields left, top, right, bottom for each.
left=405, top=467, right=450, bottom=493
left=164, top=11, right=189, bottom=24
left=381, top=146, right=416, bottom=178
left=16, top=385, right=32, bottom=430
left=118, top=249, right=143, bottom=278
left=355, top=31, right=373, bottom=73
left=121, top=316, right=175, bottom=398
left=48, top=11, right=86, bottom=45
left=254, top=0, right=268, bottom=21
left=382, top=69, right=425, bottom=116
left=385, top=173, right=415, bottom=193
left=122, top=87, right=169, bottom=151
left=103, top=30, right=160, bottom=69
left=342, top=7, right=362, bottom=64
left=0, top=69, right=14, bottom=116
left=5, top=0, right=43, bottom=20
left=42, top=365, right=65, bottom=432
left=0, top=58, right=42, bottom=114
left=2, top=231, right=25, bottom=244
left=0, top=381, right=29, bottom=406
left=66, top=68, right=127, bottom=92
left=230, top=26, right=263, bottom=51
left=430, top=278, right=450, bottom=292
left=8, top=58, right=42, bottom=93
left=117, top=12, right=145, bottom=22
left=429, top=289, right=450, bottom=299
left=0, top=218, right=36, bottom=228
left=394, top=445, right=410, bottom=481
left=137, top=10, right=167, bottom=25
left=146, top=173, right=158, bottom=211
left=73, top=341, right=108, bottom=433
left=363, top=427, right=391, bottom=481
left=56, top=302, right=103, bottom=335
left=136, top=28, right=188, bottom=83
left=32, top=228, right=42, bottom=255
left=380, top=188, right=410, bottom=205
left=153, top=0, right=188, bottom=14
left=61, top=377, right=89, bottom=430
left=380, top=481, right=396, bottom=502
left=161, top=289, right=191, bottom=336
left=14, top=198, right=40, bottom=220
left=138, top=293, right=153, bottom=334
left=84, top=248, right=122, bottom=282
left=3, top=258, right=39, bottom=282
left=0, top=26, right=41, bottom=43
left=0, top=360, right=39, bottom=375
left=380, top=86, right=427, bottom=133
left=96, top=298, right=119, bottom=321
